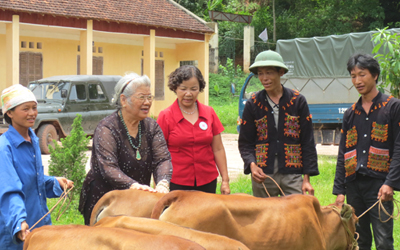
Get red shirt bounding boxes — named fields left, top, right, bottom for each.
left=157, top=99, right=224, bottom=186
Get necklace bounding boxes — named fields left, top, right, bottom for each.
left=119, top=110, right=142, bottom=160
left=180, top=102, right=197, bottom=115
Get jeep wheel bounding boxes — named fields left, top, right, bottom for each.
left=37, top=124, right=59, bottom=154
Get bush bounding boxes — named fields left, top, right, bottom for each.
left=48, top=114, right=89, bottom=201
left=209, top=58, right=247, bottom=102
left=372, top=27, right=400, bottom=98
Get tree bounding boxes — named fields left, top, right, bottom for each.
left=48, top=114, right=90, bottom=200
left=372, top=27, right=400, bottom=98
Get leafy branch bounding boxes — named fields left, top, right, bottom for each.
left=372, top=27, right=400, bottom=98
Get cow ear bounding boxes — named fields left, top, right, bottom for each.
left=340, top=204, right=353, bottom=220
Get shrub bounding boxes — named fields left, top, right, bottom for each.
left=372, top=27, right=400, bottom=98
left=48, top=114, right=89, bottom=201
left=209, top=58, right=246, bottom=101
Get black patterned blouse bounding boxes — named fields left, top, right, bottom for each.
left=79, top=111, right=172, bottom=224
left=238, top=87, right=319, bottom=176
left=333, top=92, right=400, bottom=195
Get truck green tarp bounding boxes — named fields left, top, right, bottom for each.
left=276, top=28, right=400, bottom=78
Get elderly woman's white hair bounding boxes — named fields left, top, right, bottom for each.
left=112, top=72, right=151, bottom=108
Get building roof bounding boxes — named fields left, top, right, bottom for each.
left=0, top=0, right=213, bottom=34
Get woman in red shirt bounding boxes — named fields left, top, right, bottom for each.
left=157, top=65, right=230, bottom=194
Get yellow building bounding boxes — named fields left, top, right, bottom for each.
left=0, top=0, right=214, bottom=116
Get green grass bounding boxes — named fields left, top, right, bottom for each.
left=48, top=155, right=399, bottom=249
left=209, top=97, right=240, bottom=134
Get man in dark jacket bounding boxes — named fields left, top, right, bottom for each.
left=333, top=53, right=400, bottom=250
left=239, top=50, right=319, bottom=197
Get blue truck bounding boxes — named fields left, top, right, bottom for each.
left=238, top=28, right=400, bottom=145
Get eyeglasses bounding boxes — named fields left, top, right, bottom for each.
left=133, top=95, right=154, bottom=102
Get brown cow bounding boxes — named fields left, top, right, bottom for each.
left=23, top=224, right=205, bottom=250
left=95, top=215, right=250, bottom=250
left=90, top=189, right=165, bottom=225
left=151, top=191, right=359, bottom=250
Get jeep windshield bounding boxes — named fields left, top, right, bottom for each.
left=28, top=81, right=70, bottom=103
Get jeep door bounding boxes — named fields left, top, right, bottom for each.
left=87, top=81, right=115, bottom=132
left=66, top=82, right=92, bottom=134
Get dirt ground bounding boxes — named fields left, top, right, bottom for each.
left=42, top=134, right=338, bottom=179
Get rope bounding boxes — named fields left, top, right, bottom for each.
left=331, top=206, right=359, bottom=250
left=261, top=175, right=286, bottom=197
left=55, top=188, right=73, bottom=221
left=29, top=185, right=74, bottom=231
left=357, top=198, right=400, bottom=223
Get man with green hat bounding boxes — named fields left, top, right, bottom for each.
left=238, top=50, right=319, bottom=197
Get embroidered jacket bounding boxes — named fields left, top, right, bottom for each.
left=333, top=92, right=400, bottom=195
left=238, top=86, right=319, bottom=176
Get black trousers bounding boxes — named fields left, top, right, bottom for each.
left=346, top=174, right=394, bottom=250
left=170, top=178, right=217, bottom=194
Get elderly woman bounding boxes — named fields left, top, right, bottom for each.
left=79, top=73, right=172, bottom=225
left=0, top=84, right=73, bottom=250
left=157, top=65, right=230, bottom=194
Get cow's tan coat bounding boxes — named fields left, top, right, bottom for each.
left=23, top=224, right=205, bottom=250
left=151, top=191, right=358, bottom=250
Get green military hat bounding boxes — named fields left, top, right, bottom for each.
left=249, top=50, right=288, bottom=74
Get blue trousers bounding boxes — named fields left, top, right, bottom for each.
left=346, top=174, right=394, bottom=250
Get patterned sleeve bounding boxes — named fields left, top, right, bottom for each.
left=238, top=100, right=257, bottom=175
left=150, top=121, right=173, bottom=184
left=385, top=100, right=400, bottom=191
left=298, top=95, right=319, bottom=176
left=93, top=121, right=136, bottom=189
left=333, top=111, right=350, bottom=195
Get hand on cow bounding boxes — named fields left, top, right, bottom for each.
left=378, top=184, right=394, bottom=202
left=220, top=180, right=231, bottom=195
left=250, top=162, right=268, bottom=183
left=56, top=177, right=74, bottom=191
left=155, top=180, right=170, bottom=193
left=335, top=194, right=345, bottom=206
left=17, top=221, right=30, bottom=242
left=301, top=174, right=314, bottom=196
left=130, top=183, right=156, bottom=193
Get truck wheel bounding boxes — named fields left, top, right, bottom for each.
left=37, top=124, right=59, bottom=154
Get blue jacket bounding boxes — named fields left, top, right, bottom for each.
left=0, top=125, right=63, bottom=250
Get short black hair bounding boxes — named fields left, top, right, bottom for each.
left=168, top=65, right=206, bottom=92
left=347, top=54, right=380, bottom=83
left=4, top=108, right=15, bottom=125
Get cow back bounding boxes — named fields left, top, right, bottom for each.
left=90, top=189, right=165, bottom=225
left=23, top=224, right=205, bottom=250
left=95, top=216, right=250, bottom=250
left=152, top=191, right=353, bottom=250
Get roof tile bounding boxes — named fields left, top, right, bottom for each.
left=0, top=0, right=213, bottom=33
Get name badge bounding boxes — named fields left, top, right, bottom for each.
left=199, top=121, right=208, bottom=130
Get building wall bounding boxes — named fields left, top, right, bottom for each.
left=177, top=42, right=207, bottom=105
left=21, top=36, right=79, bottom=77
left=0, top=34, right=6, bottom=91
left=99, top=42, right=141, bottom=75
left=152, top=47, right=178, bottom=116
left=1, top=29, right=209, bottom=117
